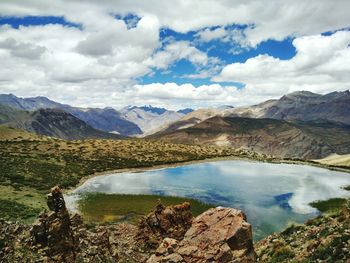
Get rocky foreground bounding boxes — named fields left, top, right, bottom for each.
left=0, top=187, right=255, bottom=262
left=0, top=187, right=349, bottom=262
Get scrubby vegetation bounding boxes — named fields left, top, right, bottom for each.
left=256, top=202, right=350, bottom=262
left=310, top=198, right=347, bottom=214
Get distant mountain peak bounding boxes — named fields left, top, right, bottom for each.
left=138, top=105, right=167, bottom=115
left=177, top=108, right=194, bottom=114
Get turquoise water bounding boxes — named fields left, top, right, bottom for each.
left=66, top=160, right=350, bottom=240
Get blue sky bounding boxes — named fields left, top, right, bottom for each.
left=0, top=1, right=349, bottom=109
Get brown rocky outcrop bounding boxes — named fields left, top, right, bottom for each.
left=136, top=201, right=193, bottom=249
left=147, top=207, right=255, bottom=263
left=31, top=186, right=76, bottom=262
left=2, top=188, right=256, bottom=262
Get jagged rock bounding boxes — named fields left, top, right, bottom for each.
left=137, top=201, right=193, bottom=248
left=148, top=207, right=255, bottom=263
left=31, top=186, right=76, bottom=262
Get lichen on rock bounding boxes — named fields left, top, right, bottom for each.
left=147, top=207, right=256, bottom=263
left=136, top=200, right=193, bottom=249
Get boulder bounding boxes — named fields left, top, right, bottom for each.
left=148, top=207, right=255, bottom=263
left=137, top=201, right=193, bottom=248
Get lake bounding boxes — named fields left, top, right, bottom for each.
left=66, top=160, right=350, bottom=240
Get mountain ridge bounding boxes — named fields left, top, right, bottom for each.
left=151, top=116, right=350, bottom=159
left=0, top=94, right=194, bottom=136
left=0, top=106, right=123, bottom=140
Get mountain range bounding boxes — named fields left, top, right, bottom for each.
left=0, top=94, right=192, bottom=137
left=225, top=90, right=350, bottom=124
left=151, top=116, right=350, bottom=159
left=120, top=105, right=190, bottom=135
left=0, top=104, right=123, bottom=140
left=1, top=90, right=350, bottom=159
left=151, top=90, right=350, bottom=159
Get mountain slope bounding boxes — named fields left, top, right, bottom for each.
left=0, top=106, right=123, bottom=140
left=314, top=153, right=350, bottom=167
left=226, top=90, right=350, bottom=124
left=120, top=106, right=187, bottom=135
left=0, top=94, right=141, bottom=136
left=151, top=116, right=350, bottom=159
left=0, top=125, right=43, bottom=141
left=155, top=108, right=223, bottom=134
left=0, top=104, right=29, bottom=125
left=68, top=107, right=142, bottom=136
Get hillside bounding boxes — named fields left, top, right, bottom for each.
left=0, top=94, right=142, bottom=136
left=0, top=104, right=29, bottom=125
left=156, top=108, right=224, bottom=133
left=314, top=153, right=350, bottom=167
left=157, top=90, right=350, bottom=135
left=0, top=125, right=43, bottom=141
left=255, top=202, right=350, bottom=262
left=151, top=116, right=350, bottom=159
left=120, top=105, right=188, bottom=135
left=226, top=90, right=350, bottom=125
left=0, top=106, right=123, bottom=140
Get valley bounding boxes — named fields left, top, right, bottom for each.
left=1, top=90, right=350, bottom=262
left=1, top=2, right=350, bottom=261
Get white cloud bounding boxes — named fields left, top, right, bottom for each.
left=130, top=82, right=274, bottom=109
left=196, top=27, right=227, bottom=42
left=2, top=0, right=349, bottom=46
left=146, top=41, right=210, bottom=70
left=195, top=26, right=251, bottom=54
left=0, top=0, right=349, bottom=108
left=0, top=37, right=46, bottom=60
left=214, top=31, right=350, bottom=96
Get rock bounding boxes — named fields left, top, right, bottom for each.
left=148, top=207, right=255, bottom=263
left=137, top=201, right=193, bottom=248
left=155, top=238, right=178, bottom=256
left=30, top=186, right=76, bottom=261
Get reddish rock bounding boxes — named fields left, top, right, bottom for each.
left=137, top=201, right=193, bottom=248
left=148, top=207, right=255, bottom=263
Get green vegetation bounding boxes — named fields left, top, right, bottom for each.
left=256, top=202, right=350, bottom=262
left=309, top=198, right=347, bottom=214
left=77, top=193, right=213, bottom=224
left=311, top=234, right=350, bottom=262
left=0, top=199, right=41, bottom=222
left=270, top=246, right=294, bottom=263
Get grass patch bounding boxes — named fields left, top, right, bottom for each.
left=270, top=246, right=294, bottom=263
left=0, top=199, right=41, bottom=222
left=309, top=198, right=347, bottom=214
left=77, top=193, right=214, bottom=224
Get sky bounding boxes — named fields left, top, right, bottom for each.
left=0, top=0, right=349, bottom=110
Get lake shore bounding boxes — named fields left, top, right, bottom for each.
left=66, top=154, right=350, bottom=194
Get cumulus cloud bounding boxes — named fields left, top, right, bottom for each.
left=214, top=31, right=350, bottom=96
left=0, top=0, right=350, bottom=108
left=0, top=37, right=46, bottom=59
left=129, top=83, right=276, bottom=109
left=196, top=27, right=227, bottom=42
left=146, top=41, right=210, bottom=70
left=2, top=0, right=349, bottom=46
